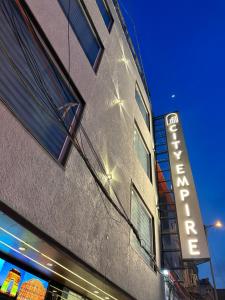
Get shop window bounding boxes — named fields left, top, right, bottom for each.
left=0, top=257, right=48, bottom=300
left=58, top=0, right=103, bottom=70
left=0, top=1, right=83, bottom=164
left=134, top=124, right=152, bottom=181
left=96, top=0, right=113, bottom=31
left=131, top=186, right=155, bottom=268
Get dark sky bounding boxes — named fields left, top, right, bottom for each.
left=118, top=0, right=225, bottom=288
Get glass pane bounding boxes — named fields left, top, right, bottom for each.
left=135, top=85, right=149, bottom=128
left=58, top=0, right=102, bottom=67
left=163, top=251, right=182, bottom=269
left=0, top=1, right=81, bottom=161
left=162, top=234, right=180, bottom=250
left=161, top=219, right=178, bottom=234
left=131, top=188, right=154, bottom=266
left=62, top=288, right=85, bottom=300
left=96, top=0, right=113, bottom=30
left=134, top=126, right=151, bottom=179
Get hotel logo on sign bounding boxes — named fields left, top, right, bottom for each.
left=165, top=113, right=179, bottom=126
left=165, top=112, right=209, bottom=260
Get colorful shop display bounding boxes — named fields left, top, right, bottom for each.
left=0, top=258, right=48, bottom=300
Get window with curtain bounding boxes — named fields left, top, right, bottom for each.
left=0, top=0, right=83, bottom=164
left=96, top=0, right=113, bottom=31
left=135, top=84, right=150, bottom=130
left=131, top=187, right=155, bottom=267
left=58, top=0, right=103, bottom=69
left=134, top=124, right=152, bottom=181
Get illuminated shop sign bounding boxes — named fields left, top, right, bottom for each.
left=0, top=257, right=48, bottom=300
left=165, top=112, right=209, bottom=260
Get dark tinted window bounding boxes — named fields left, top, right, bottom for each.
left=131, top=187, right=155, bottom=267
left=58, top=0, right=103, bottom=68
left=135, top=84, right=150, bottom=129
left=96, top=0, right=113, bottom=31
left=134, top=124, right=152, bottom=181
left=0, top=0, right=83, bottom=163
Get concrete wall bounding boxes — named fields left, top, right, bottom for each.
left=0, top=0, right=164, bottom=299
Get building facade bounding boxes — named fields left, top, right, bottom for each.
left=217, top=289, right=225, bottom=300
left=199, top=279, right=214, bottom=300
left=0, top=1, right=164, bottom=300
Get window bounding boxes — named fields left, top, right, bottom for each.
left=96, top=0, right=113, bottom=31
left=162, top=234, right=180, bottom=251
left=134, top=124, right=152, bottom=181
left=131, top=187, right=155, bottom=267
left=163, top=251, right=182, bottom=270
left=58, top=0, right=103, bottom=69
left=0, top=1, right=83, bottom=164
left=135, top=84, right=150, bottom=130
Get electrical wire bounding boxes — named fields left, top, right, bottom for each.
left=78, top=127, right=121, bottom=225
left=0, top=0, right=162, bottom=276
left=79, top=123, right=130, bottom=223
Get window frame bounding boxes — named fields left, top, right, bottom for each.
left=130, top=184, right=156, bottom=269
left=135, top=83, right=150, bottom=131
left=58, top=0, right=104, bottom=72
left=133, top=122, right=152, bottom=182
left=96, top=0, right=114, bottom=32
left=5, top=0, right=85, bottom=166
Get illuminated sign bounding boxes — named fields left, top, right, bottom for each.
left=165, top=112, right=209, bottom=260
left=0, top=258, right=48, bottom=300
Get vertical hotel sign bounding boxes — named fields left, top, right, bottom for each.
left=165, top=112, right=209, bottom=260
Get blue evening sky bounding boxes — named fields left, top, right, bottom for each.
left=118, top=0, right=225, bottom=288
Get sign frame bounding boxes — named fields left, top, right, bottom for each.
left=165, top=112, right=209, bottom=261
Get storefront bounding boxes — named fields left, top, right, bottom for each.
left=0, top=209, right=132, bottom=300
left=0, top=255, right=90, bottom=300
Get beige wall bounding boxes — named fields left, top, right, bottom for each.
left=0, top=1, right=163, bottom=299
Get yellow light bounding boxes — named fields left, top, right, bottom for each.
left=120, top=56, right=129, bottom=66
left=106, top=173, right=112, bottom=182
left=18, top=246, right=26, bottom=251
left=112, top=98, right=124, bottom=106
left=214, top=220, right=223, bottom=228
left=46, top=262, right=53, bottom=267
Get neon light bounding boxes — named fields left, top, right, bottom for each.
left=166, top=112, right=203, bottom=257
left=171, top=140, right=180, bottom=150
left=179, top=189, right=189, bottom=201
left=177, top=176, right=190, bottom=187
left=172, top=132, right=177, bottom=140
left=185, top=204, right=190, bottom=217
left=176, top=164, right=185, bottom=174
left=173, top=150, right=182, bottom=160
left=188, top=239, right=200, bottom=255
left=165, top=113, right=179, bottom=126
left=185, top=220, right=198, bottom=235
left=169, top=124, right=178, bottom=132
